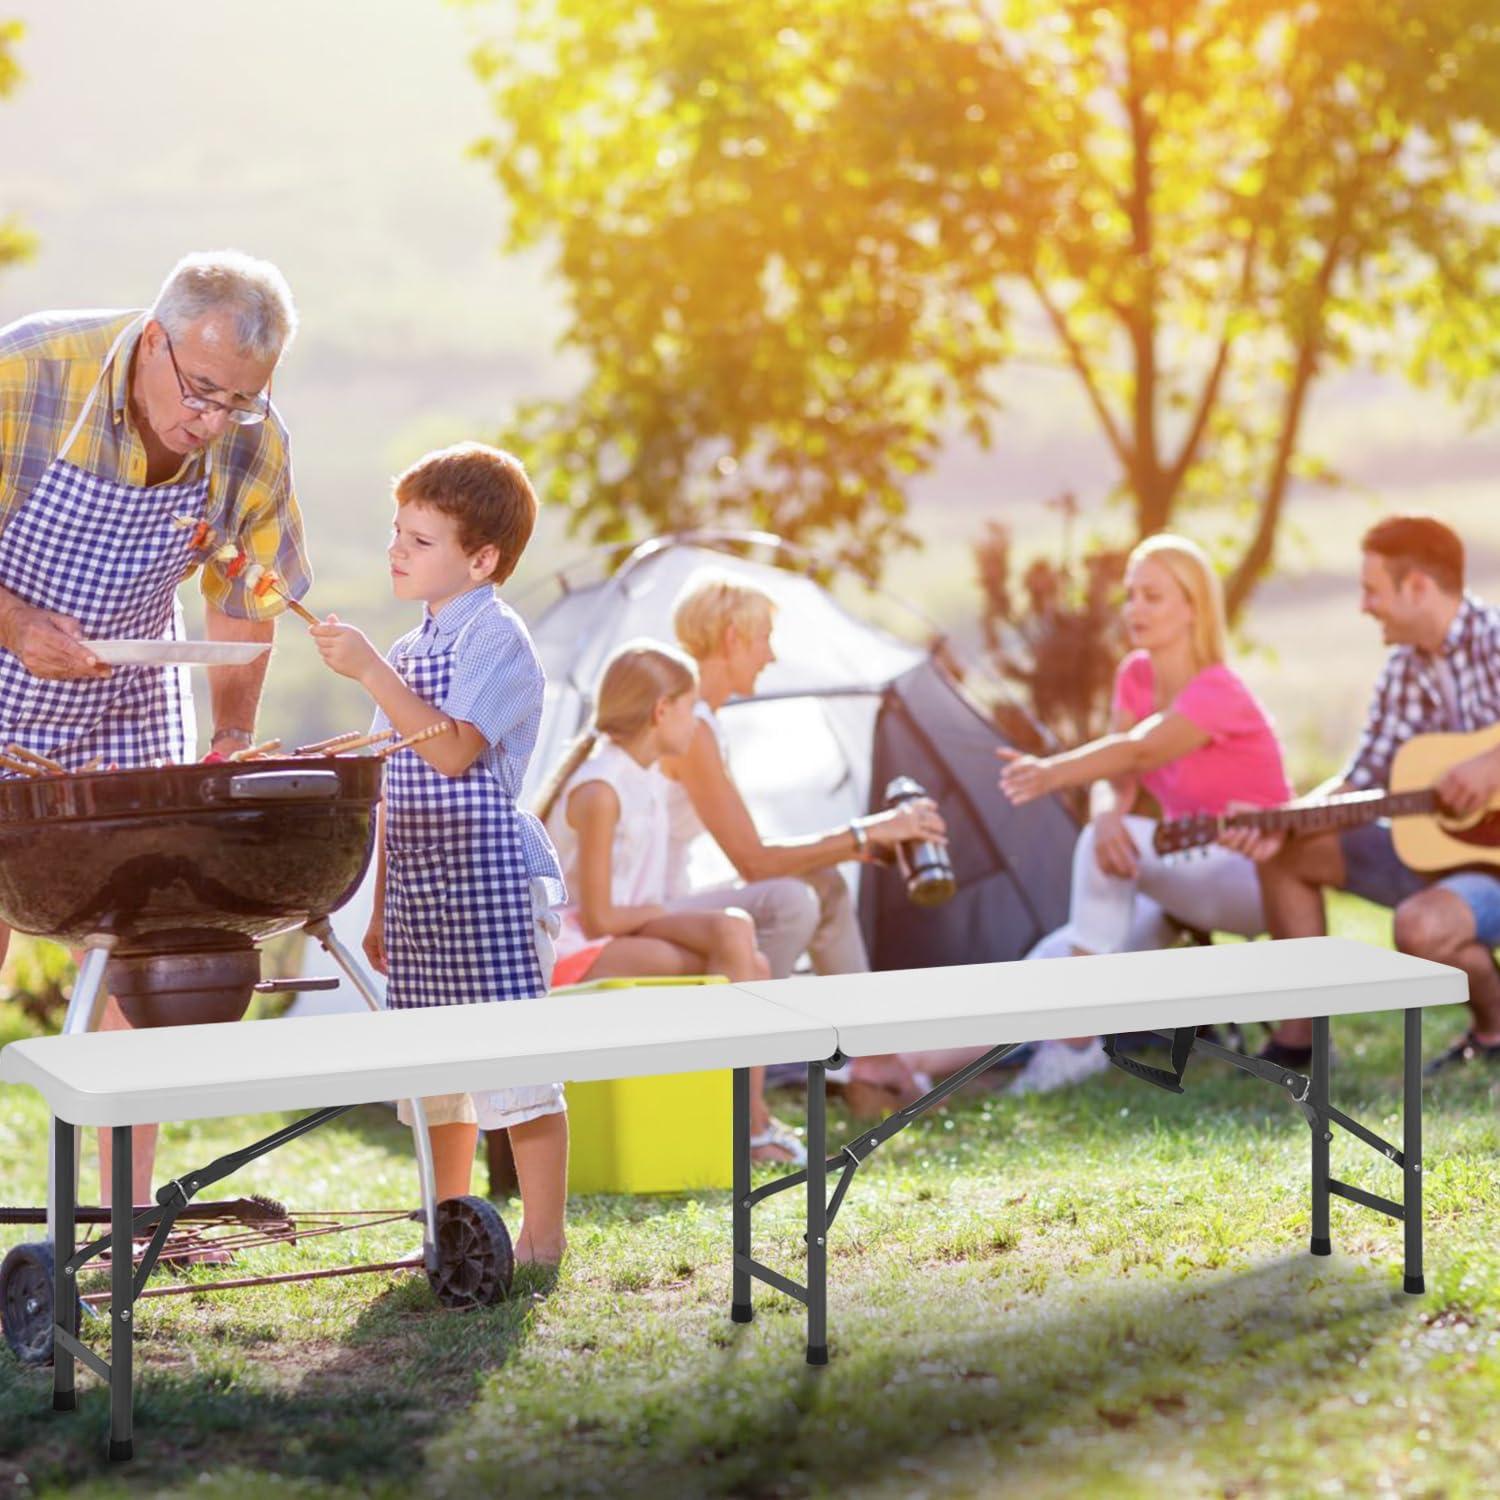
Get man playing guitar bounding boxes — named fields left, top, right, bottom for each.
left=1228, top=516, right=1500, bottom=1075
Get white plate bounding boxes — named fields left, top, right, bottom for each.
left=82, top=640, right=273, bottom=667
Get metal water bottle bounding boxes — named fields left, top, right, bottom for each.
left=882, top=775, right=956, bottom=908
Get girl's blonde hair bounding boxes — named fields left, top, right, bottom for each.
left=533, top=640, right=698, bottom=825
left=1127, top=533, right=1228, bottom=669
left=672, top=572, right=776, bottom=662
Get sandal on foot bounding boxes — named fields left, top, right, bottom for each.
left=749, top=1121, right=807, bottom=1166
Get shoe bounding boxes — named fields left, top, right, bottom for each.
left=1423, top=1030, right=1500, bottom=1077
left=749, top=1119, right=807, bottom=1166
left=1009, top=1040, right=1111, bottom=1096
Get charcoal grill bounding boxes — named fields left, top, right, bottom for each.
left=0, top=757, right=514, bottom=1373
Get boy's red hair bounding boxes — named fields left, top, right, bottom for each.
left=394, top=442, right=537, bottom=584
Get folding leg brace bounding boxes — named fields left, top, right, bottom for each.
left=730, top=1043, right=1026, bottom=1364
left=51, top=1107, right=354, bottom=1461
left=729, top=1013, right=1426, bottom=1364
left=1103, top=1011, right=1425, bottom=1294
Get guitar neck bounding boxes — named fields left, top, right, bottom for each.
left=1234, top=787, right=1438, bottom=836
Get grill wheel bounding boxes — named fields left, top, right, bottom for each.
left=1, top=1241, right=81, bottom=1368
left=426, top=1196, right=513, bottom=1308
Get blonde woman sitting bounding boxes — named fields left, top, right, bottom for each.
left=998, top=534, right=1292, bottom=1093
left=660, top=573, right=948, bottom=1117
left=536, top=639, right=803, bottom=1164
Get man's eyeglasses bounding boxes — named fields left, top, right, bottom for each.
left=160, top=328, right=272, bottom=427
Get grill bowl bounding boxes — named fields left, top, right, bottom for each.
left=0, top=757, right=383, bottom=953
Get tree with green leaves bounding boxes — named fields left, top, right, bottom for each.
left=0, top=20, right=34, bottom=274
left=468, top=1, right=1500, bottom=608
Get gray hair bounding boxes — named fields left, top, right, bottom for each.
left=151, top=250, right=298, bottom=363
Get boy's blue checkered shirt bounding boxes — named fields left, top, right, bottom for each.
left=373, top=584, right=566, bottom=904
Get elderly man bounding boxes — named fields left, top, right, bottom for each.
left=0, top=250, right=310, bottom=1205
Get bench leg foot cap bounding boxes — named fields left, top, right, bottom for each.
left=52, top=1391, right=75, bottom=1413
left=109, top=1439, right=133, bottom=1463
left=806, top=1345, right=828, bottom=1366
left=1404, top=1274, right=1425, bottom=1296
left=1310, top=1237, right=1332, bottom=1257
left=730, top=1303, right=753, bottom=1324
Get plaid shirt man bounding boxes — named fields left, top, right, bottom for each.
left=0, top=309, right=310, bottom=621
left=1342, top=593, right=1500, bottom=791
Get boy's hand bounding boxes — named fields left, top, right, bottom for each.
left=363, top=914, right=388, bottom=975
left=309, top=614, right=381, bottom=683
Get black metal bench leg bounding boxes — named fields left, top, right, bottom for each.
left=1310, top=1016, right=1331, bottom=1257
left=1404, top=1008, right=1424, bottom=1295
left=805, top=1061, right=828, bottom=1366
left=731, top=1067, right=752, bottom=1324
left=52, top=1116, right=76, bottom=1412
left=109, top=1125, right=133, bottom=1462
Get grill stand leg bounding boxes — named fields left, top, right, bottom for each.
left=408, top=1100, right=439, bottom=1272
left=731, top=1068, right=751, bottom=1323
left=1404, top=1008, right=1424, bottom=1295
left=47, top=941, right=113, bottom=1247
left=1310, top=1016, right=1331, bottom=1257
left=304, top=916, right=438, bottom=1261
left=52, top=1117, right=76, bottom=1413
left=805, top=1062, right=828, bottom=1366
left=109, top=1126, right=133, bottom=1462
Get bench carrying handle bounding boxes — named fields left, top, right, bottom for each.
left=1103, top=1027, right=1196, bottom=1095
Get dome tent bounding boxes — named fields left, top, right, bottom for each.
left=520, top=532, right=1077, bottom=970
left=294, top=531, right=1078, bottom=1016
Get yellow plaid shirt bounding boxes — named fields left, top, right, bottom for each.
left=0, top=309, right=311, bottom=621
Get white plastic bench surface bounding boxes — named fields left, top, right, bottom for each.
left=0, top=987, right=838, bottom=1128
left=736, top=938, right=1464, bottom=1057
left=0, top=938, right=1463, bottom=1129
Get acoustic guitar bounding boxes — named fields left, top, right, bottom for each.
left=1153, top=723, right=1500, bottom=872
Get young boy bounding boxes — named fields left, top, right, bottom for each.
left=310, top=442, right=568, bottom=1266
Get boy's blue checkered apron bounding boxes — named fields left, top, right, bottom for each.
left=0, top=315, right=212, bottom=772
left=383, top=640, right=545, bottom=1007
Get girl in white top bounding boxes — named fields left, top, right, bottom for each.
left=536, top=640, right=804, bottom=1164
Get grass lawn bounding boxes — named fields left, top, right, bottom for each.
left=2, top=897, right=1498, bottom=1499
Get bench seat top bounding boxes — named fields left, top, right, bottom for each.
left=738, top=938, right=1464, bottom=1057
left=0, top=938, right=1465, bottom=1126
left=0, top=986, right=838, bottom=1127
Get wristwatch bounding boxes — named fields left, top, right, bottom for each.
left=848, top=818, right=868, bottom=854
left=211, top=727, right=255, bottom=747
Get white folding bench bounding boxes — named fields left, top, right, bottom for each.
left=0, top=936, right=1464, bottom=1461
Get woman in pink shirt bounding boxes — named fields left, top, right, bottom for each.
left=998, top=533, right=1291, bottom=1091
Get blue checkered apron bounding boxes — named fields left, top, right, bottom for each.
left=383, top=640, right=544, bottom=1008
left=0, top=316, right=210, bottom=772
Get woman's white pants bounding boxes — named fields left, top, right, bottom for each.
left=1028, top=813, right=1265, bottom=958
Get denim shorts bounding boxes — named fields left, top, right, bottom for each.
left=1340, top=820, right=1500, bottom=946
